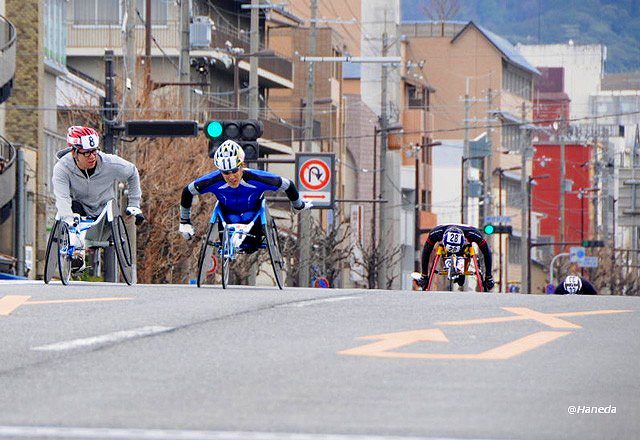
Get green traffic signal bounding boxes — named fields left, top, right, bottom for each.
left=483, top=224, right=495, bottom=235
left=205, top=120, right=223, bottom=139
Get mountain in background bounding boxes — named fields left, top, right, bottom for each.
left=401, top=0, right=640, bottom=73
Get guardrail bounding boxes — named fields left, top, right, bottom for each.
left=0, top=15, right=17, bottom=104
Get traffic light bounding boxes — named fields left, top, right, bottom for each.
left=205, top=119, right=263, bottom=161
left=581, top=240, right=605, bottom=248
left=483, top=224, right=513, bottom=235
left=125, top=120, right=199, bottom=137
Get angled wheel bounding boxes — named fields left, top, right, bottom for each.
left=221, top=229, right=232, bottom=289
left=264, top=216, right=284, bottom=290
left=44, top=220, right=61, bottom=284
left=111, top=215, right=133, bottom=285
left=57, top=222, right=72, bottom=286
left=197, top=222, right=220, bottom=288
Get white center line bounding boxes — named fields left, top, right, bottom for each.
left=31, top=326, right=175, bottom=352
left=278, top=296, right=362, bottom=308
left=0, top=426, right=489, bottom=440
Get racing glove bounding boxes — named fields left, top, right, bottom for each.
left=126, top=206, right=145, bottom=225
left=412, top=272, right=430, bottom=291
left=62, top=214, right=81, bottom=228
left=179, top=221, right=195, bottom=240
left=292, top=199, right=313, bottom=212
left=483, top=274, right=495, bottom=291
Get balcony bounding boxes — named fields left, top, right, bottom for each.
left=210, top=26, right=293, bottom=86
left=0, top=135, right=16, bottom=210
left=0, top=15, right=17, bottom=104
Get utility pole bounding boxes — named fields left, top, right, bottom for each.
left=483, top=88, right=493, bottom=222
left=144, top=0, right=152, bottom=93
left=462, top=77, right=470, bottom=223
left=124, top=0, right=137, bottom=121
left=248, top=0, right=259, bottom=119
left=298, top=0, right=317, bottom=287
left=520, top=102, right=529, bottom=293
left=103, top=50, right=117, bottom=282
left=559, top=117, right=566, bottom=246
left=178, top=0, right=191, bottom=118
left=378, top=30, right=390, bottom=287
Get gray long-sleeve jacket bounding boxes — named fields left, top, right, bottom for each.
left=52, top=151, right=141, bottom=217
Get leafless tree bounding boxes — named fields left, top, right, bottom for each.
left=421, top=0, right=461, bottom=36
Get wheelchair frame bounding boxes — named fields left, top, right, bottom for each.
left=43, top=200, right=134, bottom=285
left=196, top=199, right=285, bottom=290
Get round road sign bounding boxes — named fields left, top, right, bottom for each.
left=299, top=159, right=331, bottom=191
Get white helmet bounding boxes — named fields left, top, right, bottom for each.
left=213, top=139, right=245, bottom=172
left=563, top=275, right=582, bottom=294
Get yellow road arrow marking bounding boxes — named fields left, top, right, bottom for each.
left=436, top=307, right=632, bottom=329
left=26, top=297, right=132, bottom=305
left=0, top=295, right=31, bottom=316
left=339, top=329, right=570, bottom=360
left=0, top=295, right=132, bottom=316
left=338, top=328, right=448, bottom=357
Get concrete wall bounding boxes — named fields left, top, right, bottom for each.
left=517, top=43, right=605, bottom=120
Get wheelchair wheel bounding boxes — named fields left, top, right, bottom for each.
left=263, top=216, right=284, bottom=290
left=111, top=215, right=133, bottom=285
left=57, top=222, right=72, bottom=286
left=197, top=222, right=220, bottom=288
left=44, top=220, right=61, bottom=284
left=221, top=230, right=231, bottom=289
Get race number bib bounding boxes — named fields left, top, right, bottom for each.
left=80, top=134, right=99, bottom=150
left=445, top=231, right=463, bottom=244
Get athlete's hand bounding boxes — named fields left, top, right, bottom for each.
left=292, top=200, right=313, bottom=212
left=179, top=222, right=195, bottom=240
left=483, top=274, right=495, bottom=291
left=126, top=206, right=145, bottom=225
left=62, top=215, right=80, bottom=228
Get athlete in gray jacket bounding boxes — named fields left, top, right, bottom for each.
left=51, top=126, right=144, bottom=271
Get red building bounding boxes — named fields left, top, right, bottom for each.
left=532, top=144, right=593, bottom=249
left=532, top=67, right=593, bottom=251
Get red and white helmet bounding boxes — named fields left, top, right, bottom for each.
left=67, top=126, right=100, bottom=150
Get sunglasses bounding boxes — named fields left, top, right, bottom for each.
left=221, top=167, right=240, bottom=175
left=75, top=149, right=99, bottom=157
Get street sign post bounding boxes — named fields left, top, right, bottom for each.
left=569, top=246, right=586, bottom=263
left=295, top=152, right=335, bottom=209
left=580, top=256, right=599, bottom=268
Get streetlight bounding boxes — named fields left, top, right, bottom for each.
left=527, top=173, right=550, bottom=293
left=493, top=165, right=522, bottom=292
left=413, top=141, right=442, bottom=271
left=460, top=155, right=486, bottom=224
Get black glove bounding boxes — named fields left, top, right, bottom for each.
left=483, top=274, right=495, bottom=291
left=416, top=273, right=430, bottom=291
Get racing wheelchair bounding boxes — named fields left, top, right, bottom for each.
left=196, top=199, right=285, bottom=289
left=413, top=243, right=485, bottom=292
left=44, top=200, right=134, bottom=285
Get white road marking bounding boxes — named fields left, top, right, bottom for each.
left=277, top=296, right=361, bottom=308
left=31, top=326, right=175, bottom=352
left=0, top=426, right=491, bottom=440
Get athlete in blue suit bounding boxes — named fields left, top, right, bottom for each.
left=179, top=140, right=312, bottom=251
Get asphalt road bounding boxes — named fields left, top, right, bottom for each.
left=0, top=281, right=638, bottom=440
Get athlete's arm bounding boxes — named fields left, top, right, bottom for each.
left=52, top=162, right=74, bottom=217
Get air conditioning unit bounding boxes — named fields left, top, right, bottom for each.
left=190, top=16, right=214, bottom=49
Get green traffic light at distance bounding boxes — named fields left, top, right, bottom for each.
left=206, top=121, right=223, bottom=138
left=483, top=224, right=495, bottom=235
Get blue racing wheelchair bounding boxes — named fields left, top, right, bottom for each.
left=196, top=199, right=284, bottom=289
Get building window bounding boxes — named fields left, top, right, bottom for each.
left=502, top=63, right=532, bottom=100
left=45, top=0, right=67, bottom=67
left=505, top=178, right=522, bottom=209
left=509, top=236, right=521, bottom=264
left=407, top=85, right=425, bottom=109
left=501, top=123, right=520, bottom=152
left=73, top=0, right=167, bottom=25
